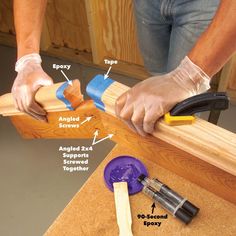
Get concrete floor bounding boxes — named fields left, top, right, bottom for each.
left=0, top=45, right=235, bottom=236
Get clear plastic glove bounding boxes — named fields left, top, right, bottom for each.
left=12, top=53, right=53, bottom=121
left=115, top=56, right=210, bottom=136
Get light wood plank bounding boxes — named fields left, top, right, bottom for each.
left=113, top=182, right=133, bottom=236
left=99, top=80, right=236, bottom=176
left=100, top=111, right=236, bottom=205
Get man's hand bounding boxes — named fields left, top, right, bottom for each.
left=115, top=57, right=210, bottom=136
left=12, top=56, right=53, bottom=121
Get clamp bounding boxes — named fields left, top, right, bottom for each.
left=164, top=92, right=229, bottom=125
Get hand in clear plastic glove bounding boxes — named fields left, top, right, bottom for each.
left=12, top=54, right=53, bottom=121
left=115, top=56, right=210, bottom=136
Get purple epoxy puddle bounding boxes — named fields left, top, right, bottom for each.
left=104, top=156, right=148, bottom=195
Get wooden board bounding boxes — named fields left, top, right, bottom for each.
left=100, top=111, right=236, bottom=205
left=44, top=144, right=236, bottom=236
left=45, top=0, right=91, bottom=52
left=0, top=80, right=83, bottom=116
left=218, top=53, right=236, bottom=103
left=219, top=54, right=236, bottom=91
left=86, top=76, right=236, bottom=203
left=113, top=182, right=133, bottom=236
left=85, top=0, right=143, bottom=65
left=8, top=97, right=236, bottom=204
left=225, top=54, right=236, bottom=103
left=0, top=0, right=15, bottom=35
left=91, top=79, right=236, bottom=177
left=10, top=100, right=106, bottom=139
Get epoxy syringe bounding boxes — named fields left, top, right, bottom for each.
left=142, top=185, right=193, bottom=224
left=138, top=174, right=199, bottom=216
left=138, top=174, right=200, bottom=224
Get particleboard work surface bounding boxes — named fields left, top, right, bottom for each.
left=45, top=145, right=236, bottom=236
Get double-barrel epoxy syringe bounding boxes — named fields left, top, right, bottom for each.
left=138, top=174, right=199, bottom=224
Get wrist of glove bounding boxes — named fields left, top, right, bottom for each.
left=12, top=53, right=53, bottom=121
left=115, top=56, right=211, bottom=136
left=172, top=56, right=210, bottom=96
left=15, top=53, right=42, bottom=72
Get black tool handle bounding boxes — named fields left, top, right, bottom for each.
left=170, top=92, right=229, bottom=116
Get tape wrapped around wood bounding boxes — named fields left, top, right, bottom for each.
left=86, top=74, right=114, bottom=111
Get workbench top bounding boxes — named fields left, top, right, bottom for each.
left=45, top=144, right=236, bottom=236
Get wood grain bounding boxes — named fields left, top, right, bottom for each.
left=218, top=54, right=236, bottom=91
left=10, top=100, right=107, bottom=139
left=41, top=17, right=51, bottom=51
left=0, top=31, right=16, bottom=47
left=100, top=80, right=236, bottom=176
left=227, top=89, right=236, bottom=105
left=45, top=0, right=91, bottom=52
left=113, top=182, right=133, bottom=236
left=7, top=96, right=236, bottom=203
left=0, top=80, right=83, bottom=116
left=63, top=79, right=83, bottom=109
left=85, top=0, right=143, bottom=65
left=44, top=144, right=236, bottom=236
left=225, top=54, right=236, bottom=90
left=100, top=111, right=236, bottom=205
left=0, top=0, right=15, bottom=35
left=218, top=53, right=236, bottom=103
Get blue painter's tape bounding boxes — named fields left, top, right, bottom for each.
left=56, top=82, right=74, bottom=110
left=86, top=74, right=114, bottom=111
